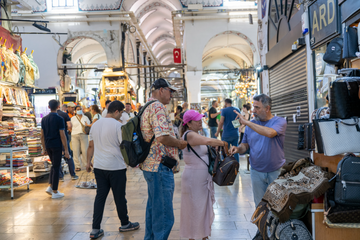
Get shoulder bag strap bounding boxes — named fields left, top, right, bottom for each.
left=184, top=131, right=209, bottom=167
left=76, top=115, right=85, bottom=128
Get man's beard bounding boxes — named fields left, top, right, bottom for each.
left=254, top=116, right=260, bottom=121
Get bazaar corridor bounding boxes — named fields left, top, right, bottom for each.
left=0, top=158, right=256, bottom=240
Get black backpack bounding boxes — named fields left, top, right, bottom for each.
left=323, top=38, right=343, bottom=65
left=334, top=154, right=360, bottom=206
left=120, top=100, right=156, bottom=167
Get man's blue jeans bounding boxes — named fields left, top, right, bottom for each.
left=250, top=167, right=281, bottom=206
left=203, top=128, right=210, bottom=138
left=210, top=127, right=218, bottom=139
left=143, top=164, right=175, bottom=240
left=222, top=136, right=239, bottom=162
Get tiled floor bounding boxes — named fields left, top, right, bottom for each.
left=0, top=157, right=257, bottom=240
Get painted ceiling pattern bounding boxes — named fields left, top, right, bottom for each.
left=136, top=2, right=173, bottom=18
left=211, top=31, right=257, bottom=53
left=152, top=34, right=175, bottom=46
left=179, top=0, right=223, bottom=7
left=78, top=0, right=122, bottom=11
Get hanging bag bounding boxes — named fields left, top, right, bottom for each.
left=312, top=107, right=329, bottom=154
left=323, top=38, right=343, bottom=65
left=313, top=117, right=360, bottom=156
left=329, top=77, right=360, bottom=119
left=343, top=26, right=358, bottom=59
left=76, top=115, right=90, bottom=135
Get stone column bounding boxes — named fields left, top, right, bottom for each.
left=186, top=70, right=202, bottom=112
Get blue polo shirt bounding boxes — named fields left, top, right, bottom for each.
left=242, top=116, right=287, bottom=173
left=41, top=112, right=65, bottom=149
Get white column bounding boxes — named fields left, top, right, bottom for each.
left=186, top=71, right=202, bottom=111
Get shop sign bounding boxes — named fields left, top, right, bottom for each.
left=340, top=0, right=360, bottom=23
left=33, top=88, right=57, bottom=94
left=261, top=0, right=266, bottom=19
left=309, top=0, right=340, bottom=48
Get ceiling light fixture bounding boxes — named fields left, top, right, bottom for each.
left=33, top=22, right=51, bottom=32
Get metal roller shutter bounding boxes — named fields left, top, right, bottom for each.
left=269, top=48, right=309, bottom=163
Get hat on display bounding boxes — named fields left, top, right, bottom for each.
left=151, top=78, right=179, bottom=92
left=183, top=110, right=205, bottom=125
left=67, top=102, right=76, bottom=107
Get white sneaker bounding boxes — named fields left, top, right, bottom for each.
left=52, top=191, right=65, bottom=199
left=45, top=186, right=53, bottom=195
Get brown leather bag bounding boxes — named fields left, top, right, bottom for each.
left=212, top=145, right=240, bottom=186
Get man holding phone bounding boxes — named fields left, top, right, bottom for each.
left=215, top=98, right=241, bottom=162
left=229, top=94, right=287, bottom=206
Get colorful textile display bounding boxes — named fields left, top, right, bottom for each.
left=27, top=54, right=39, bottom=80
left=0, top=172, right=32, bottom=186
left=15, top=50, right=25, bottom=84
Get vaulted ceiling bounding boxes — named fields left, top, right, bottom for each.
left=122, top=0, right=182, bottom=65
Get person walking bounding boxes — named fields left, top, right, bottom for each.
left=208, top=101, right=220, bottom=139
left=86, top=101, right=140, bottom=239
left=56, top=101, right=78, bottom=181
left=62, top=104, right=67, bottom=112
left=83, top=107, right=93, bottom=123
left=140, top=78, right=187, bottom=240
left=41, top=100, right=70, bottom=199
left=180, top=110, right=227, bottom=240
left=215, top=99, right=241, bottom=162
left=120, top=103, right=135, bottom=125
left=229, top=94, right=287, bottom=206
left=174, top=105, right=183, bottom=128
left=239, top=104, right=251, bottom=143
left=71, top=105, right=90, bottom=171
left=86, top=105, right=101, bottom=128
left=180, top=102, right=189, bottom=121
left=67, top=102, right=76, bottom=143
left=101, top=100, right=111, bottom=118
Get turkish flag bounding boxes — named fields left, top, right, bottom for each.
left=173, top=48, right=181, bottom=64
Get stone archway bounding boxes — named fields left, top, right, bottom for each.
left=56, top=30, right=121, bottom=74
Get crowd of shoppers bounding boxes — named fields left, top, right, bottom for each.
left=40, top=80, right=285, bottom=240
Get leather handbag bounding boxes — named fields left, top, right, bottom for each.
left=325, top=188, right=360, bottom=223
left=76, top=115, right=90, bottom=135
left=313, top=117, right=360, bottom=156
left=329, top=77, right=360, bottom=119
left=297, top=125, right=305, bottom=150
left=343, top=26, right=358, bottom=59
left=251, top=201, right=270, bottom=240
left=304, top=123, right=315, bottom=151
left=323, top=38, right=343, bottom=65
left=312, top=107, right=329, bottom=154
left=212, top=146, right=239, bottom=186
left=334, top=154, right=360, bottom=206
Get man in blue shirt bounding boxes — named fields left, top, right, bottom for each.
left=230, top=94, right=287, bottom=206
left=41, top=100, right=70, bottom=199
left=215, top=99, right=241, bottom=161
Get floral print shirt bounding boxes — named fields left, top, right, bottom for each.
left=140, top=98, right=179, bottom=172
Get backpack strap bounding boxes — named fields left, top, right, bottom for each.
left=184, top=131, right=209, bottom=167
left=138, top=100, right=157, bottom=143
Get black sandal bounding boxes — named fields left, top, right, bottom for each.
left=90, top=229, right=104, bottom=239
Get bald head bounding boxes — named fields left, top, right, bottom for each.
left=182, top=102, right=188, bottom=110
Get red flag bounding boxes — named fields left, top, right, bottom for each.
left=173, top=48, right=181, bottom=64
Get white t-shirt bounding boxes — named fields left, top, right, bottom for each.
left=101, top=109, right=108, bottom=118
left=120, top=111, right=134, bottom=125
left=89, top=118, right=126, bottom=171
left=93, top=113, right=101, bottom=121
left=71, top=115, right=90, bottom=135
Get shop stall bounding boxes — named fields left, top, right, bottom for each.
left=0, top=28, right=49, bottom=197
left=99, top=69, right=136, bottom=108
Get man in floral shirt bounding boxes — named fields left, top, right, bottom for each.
left=140, top=78, right=187, bottom=240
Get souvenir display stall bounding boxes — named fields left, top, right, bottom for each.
left=99, top=69, right=136, bottom=108
left=0, top=32, right=48, bottom=198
